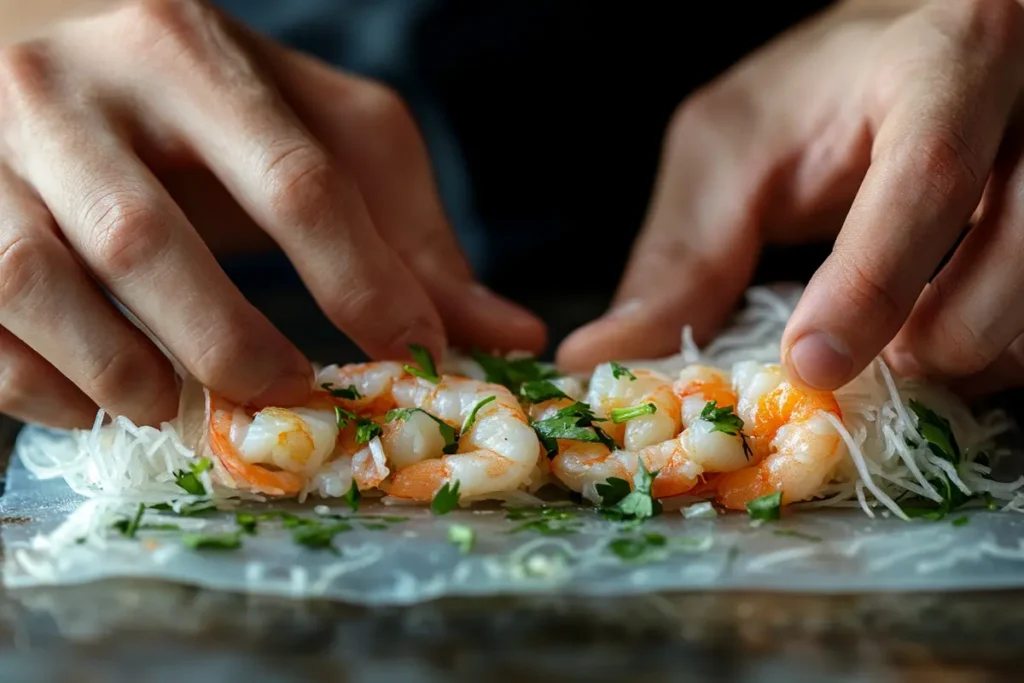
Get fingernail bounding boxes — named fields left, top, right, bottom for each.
left=252, top=370, right=313, bottom=407
left=604, top=298, right=644, bottom=321
left=786, top=331, right=853, bottom=390
left=884, top=348, right=924, bottom=378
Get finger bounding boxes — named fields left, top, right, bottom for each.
left=0, top=326, right=98, bottom=429
left=1, top=50, right=313, bottom=407
left=0, top=164, right=177, bottom=424
left=554, top=92, right=763, bottom=372
left=781, top=2, right=1023, bottom=390
left=130, top=4, right=447, bottom=361
left=240, top=34, right=547, bottom=353
left=884, top=124, right=1024, bottom=382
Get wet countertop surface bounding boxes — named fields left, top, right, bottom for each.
left=3, top=271, right=1024, bottom=682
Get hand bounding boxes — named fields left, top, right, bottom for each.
left=0, top=0, right=545, bottom=429
left=557, top=0, right=1024, bottom=397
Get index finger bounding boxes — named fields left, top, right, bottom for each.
left=781, top=3, right=1021, bottom=390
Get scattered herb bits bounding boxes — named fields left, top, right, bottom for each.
left=181, top=532, right=242, bottom=551
left=174, top=458, right=212, bottom=496
left=746, top=491, right=782, bottom=521
left=431, top=481, right=461, bottom=515
left=610, top=361, right=636, bottom=381
left=405, top=344, right=440, bottom=383
left=448, top=524, right=475, bottom=553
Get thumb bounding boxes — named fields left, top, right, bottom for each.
left=556, top=94, right=761, bottom=372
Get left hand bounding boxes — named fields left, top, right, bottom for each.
left=557, top=0, right=1024, bottom=398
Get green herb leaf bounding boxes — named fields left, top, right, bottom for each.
left=952, top=515, right=970, bottom=527
left=610, top=402, right=656, bottom=424
left=447, top=524, right=475, bottom=553
left=909, top=399, right=960, bottom=463
left=255, top=511, right=319, bottom=528
left=292, top=523, right=351, bottom=552
left=773, top=529, right=821, bottom=542
left=604, top=458, right=662, bottom=521
left=321, top=382, right=362, bottom=400
left=596, top=477, right=631, bottom=506
left=520, top=380, right=570, bottom=404
left=610, top=361, right=636, bottom=381
left=386, top=407, right=458, bottom=453
left=699, top=401, right=753, bottom=459
left=235, top=512, right=257, bottom=535
left=174, top=458, right=212, bottom=496
left=343, top=480, right=361, bottom=512
left=471, top=349, right=558, bottom=394
left=112, top=503, right=146, bottom=538
left=462, top=395, right=496, bottom=435
left=505, top=507, right=581, bottom=535
left=431, top=480, right=461, bottom=515
left=150, top=501, right=218, bottom=516
left=355, top=420, right=383, bottom=444
left=404, top=344, right=440, bottom=383
left=747, top=491, right=782, bottom=521
left=531, top=401, right=618, bottom=459
left=181, top=532, right=242, bottom=550
left=608, top=533, right=666, bottom=562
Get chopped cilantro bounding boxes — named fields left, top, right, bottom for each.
left=255, top=511, right=319, bottom=528
left=448, top=524, right=475, bottom=553
left=747, top=491, right=782, bottom=521
left=431, top=481, right=461, bottom=515
left=610, top=361, right=636, bottom=381
left=505, top=507, right=581, bottom=535
left=359, top=522, right=389, bottom=531
left=595, top=477, right=631, bottom=506
left=462, top=396, right=496, bottom=435
left=112, top=503, right=146, bottom=538
left=174, top=458, right=212, bottom=496
left=292, top=523, right=351, bottom=552
left=404, top=344, right=440, bottom=383
left=952, top=515, right=970, bottom=527
left=520, top=380, right=570, bottom=404
left=602, top=458, right=662, bottom=520
left=773, top=529, right=821, bottom=542
left=181, top=532, right=242, bottom=550
left=531, top=401, right=618, bottom=458
left=610, top=402, right=656, bottom=424
left=235, top=512, right=257, bottom=535
left=700, top=400, right=753, bottom=459
left=337, top=406, right=384, bottom=444
left=321, top=382, right=361, bottom=400
left=343, top=480, right=361, bottom=512
left=149, top=501, right=217, bottom=516
left=608, top=533, right=666, bottom=562
left=899, top=401, right=972, bottom=520
left=386, top=407, right=458, bottom=454
left=471, top=349, right=558, bottom=394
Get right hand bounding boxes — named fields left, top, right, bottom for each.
left=0, top=0, right=546, bottom=429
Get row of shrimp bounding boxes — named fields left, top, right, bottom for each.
left=197, top=353, right=848, bottom=511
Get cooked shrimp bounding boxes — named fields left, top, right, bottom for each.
left=714, top=363, right=846, bottom=510
left=551, top=437, right=703, bottom=503
left=585, top=363, right=681, bottom=451
left=385, top=376, right=541, bottom=501
left=315, top=361, right=406, bottom=414
left=204, top=391, right=333, bottom=497
left=674, top=365, right=750, bottom=474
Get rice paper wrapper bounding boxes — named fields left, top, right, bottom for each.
left=5, top=282, right=1024, bottom=603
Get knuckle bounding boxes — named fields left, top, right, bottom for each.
left=905, top=126, right=982, bottom=203
left=956, top=0, right=1024, bottom=58
left=189, top=325, right=252, bottom=389
left=134, top=0, right=208, bottom=48
left=828, top=252, right=903, bottom=329
left=82, top=346, right=158, bottom=405
left=0, top=232, right=49, bottom=310
left=352, top=82, right=415, bottom=135
left=260, top=141, right=338, bottom=231
left=81, top=187, right=169, bottom=280
left=917, top=281, right=997, bottom=376
left=0, top=42, right=56, bottom=115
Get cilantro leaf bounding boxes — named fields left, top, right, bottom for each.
left=909, top=399, right=960, bottom=463
left=505, top=507, right=581, bottom=535
left=181, top=532, right=242, bottom=550
left=235, top=512, right=257, bottom=535
left=431, top=480, right=461, bottom=514
left=610, top=361, right=636, bottom=381
left=355, top=421, right=383, bottom=444
left=462, top=395, right=496, bottom=435
left=603, top=458, right=662, bottom=520
left=531, top=401, right=618, bottom=459
left=292, top=523, right=351, bottom=552
left=343, top=480, right=361, bottom=512
left=386, top=407, right=458, bottom=453
left=520, top=380, right=570, bottom=404
left=746, top=491, right=782, bottom=521
left=610, top=402, right=656, bottom=424
left=596, top=477, right=631, bottom=506
left=608, top=532, right=666, bottom=562
left=447, top=524, right=475, bottom=553
left=952, top=515, right=970, bottom=527
left=174, top=458, right=212, bottom=496
left=404, top=344, right=440, bottom=383
left=112, top=503, right=146, bottom=538
left=471, top=349, right=558, bottom=394
left=321, top=382, right=361, bottom=400
left=700, top=401, right=753, bottom=460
